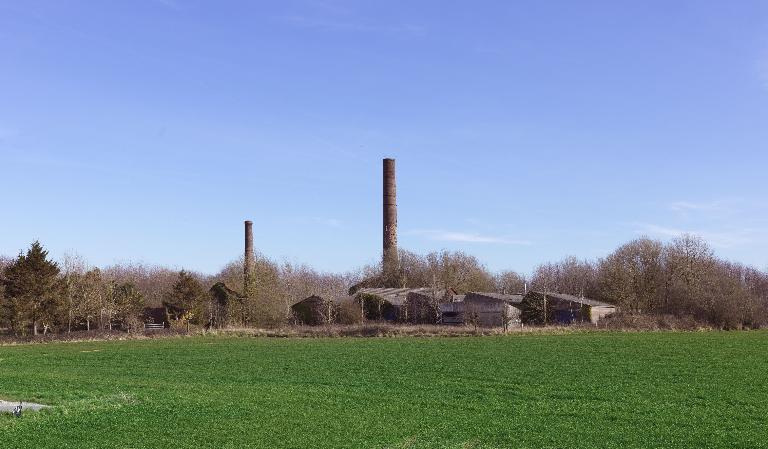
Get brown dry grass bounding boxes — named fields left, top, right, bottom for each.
left=595, top=312, right=714, bottom=331
left=0, top=316, right=731, bottom=346
left=213, top=323, right=590, bottom=338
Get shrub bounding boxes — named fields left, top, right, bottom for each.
left=335, top=301, right=363, bottom=325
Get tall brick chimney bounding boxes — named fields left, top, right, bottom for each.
left=382, top=158, right=398, bottom=276
left=244, top=220, right=254, bottom=295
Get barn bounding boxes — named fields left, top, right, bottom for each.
left=528, top=292, right=617, bottom=324
left=354, top=288, right=454, bottom=322
left=439, top=295, right=465, bottom=325
left=465, top=292, right=523, bottom=328
left=439, top=292, right=523, bottom=328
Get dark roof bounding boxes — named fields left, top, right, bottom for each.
left=466, top=292, right=524, bottom=304
left=535, top=292, right=616, bottom=308
left=142, top=307, right=166, bottom=322
left=291, top=295, right=355, bottom=307
left=356, top=287, right=450, bottom=306
left=209, top=282, right=245, bottom=298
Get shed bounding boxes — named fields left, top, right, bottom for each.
left=142, top=307, right=167, bottom=328
left=291, top=295, right=356, bottom=325
left=404, top=289, right=456, bottom=324
left=438, top=292, right=523, bottom=328
left=463, top=292, right=522, bottom=328
left=355, top=288, right=453, bottom=322
left=530, top=292, right=617, bottom=324
left=438, top=300, right=464, bottom=325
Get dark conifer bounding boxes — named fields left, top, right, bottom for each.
left=2, top=241, right=63, bottom=335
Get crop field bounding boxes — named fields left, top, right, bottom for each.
left=1, top=331, right=767, bottom=448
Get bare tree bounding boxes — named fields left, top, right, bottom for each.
left=77, top=268, right=106, bottom=331
left=494, top=270, right=526, bottom=294
left=425, top=250, right=495, bottom=293
left=597, top=238, right=664, bottom=312
left=530, top=256, right=598, bottom=298
left=663, top=234, right=715, bottom=315
left=61, top=252, right=88, bottom=333
left=103, top=262, right=183, bottom=308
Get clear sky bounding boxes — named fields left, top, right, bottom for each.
left=1, top=0, right=767, bottom=275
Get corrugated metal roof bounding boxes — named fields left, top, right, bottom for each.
left=466, top=292, right=524, bottom=304
left=356, top=287, right=449, bottom=306
left=536, top=292, right=616, bottom=308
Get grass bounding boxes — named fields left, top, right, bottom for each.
left=1, top=331, right=767, bottom=448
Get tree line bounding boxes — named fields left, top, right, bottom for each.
left=1, top=234, right=766, bottom=335
left=0, top=242, right=355, bottom=335
left=526, top=235, right=768, bottom=328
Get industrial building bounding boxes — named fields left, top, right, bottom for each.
left=354, top=287, right=455, bottom=323
left=353, top=288, right=528, bottom=328
left=439, top=292, right=523, bottom=328
left=530, top=292, right=617, bottom=324
left=241, top=157, right=618, bottom=329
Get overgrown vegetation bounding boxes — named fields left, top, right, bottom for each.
left=1, top=332, right=767, bottom=447
left=529, top=236, right=768, bottom=328
left=1, top=234, right=767, bottom=336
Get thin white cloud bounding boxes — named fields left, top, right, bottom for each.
left=408, top=229, right=532, bottom=245
left=635, top=223, right=756, bottom=248
left=668, top=200, right=725, bottom=212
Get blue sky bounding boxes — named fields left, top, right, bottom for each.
left=1, top=0, right=767, bottom=275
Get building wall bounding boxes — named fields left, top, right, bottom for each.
left=462, top=298, right=520, bottom=328
left=439, top=302, right=464, bottom=325
left=466, top=306, right=520, bottom=327
left=589, top=306, right=616, bottom=324
left=404, top=292, right=439, bottom=324
left=548, top=301, right=616, bottom=324
left=358, top=294, right=400, bottom=321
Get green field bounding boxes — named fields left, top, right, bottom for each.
left=1, top=332, right=767, bottom=448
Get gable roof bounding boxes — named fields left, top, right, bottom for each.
left=355, top=287, right=451, bottom=306
left=465, top=292, right=524, bottom=304
left=535, top=291, right=616, bottom=308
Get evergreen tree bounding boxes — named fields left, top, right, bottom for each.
left=164, top=270, right=206, bottom=326
left=2, top=241, right=63, bottom=335
left=520, top=291, right=549, bottom=325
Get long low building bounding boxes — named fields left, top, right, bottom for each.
left=534, top=292, right=617, bottom=324
left=354, top=288, right=454, bottom=322
left=439, top=292, right=523, bottom=328
left=439, top=291, right=617, bottom=327
left=352, top=288, right=617, bottom=327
